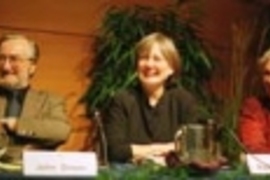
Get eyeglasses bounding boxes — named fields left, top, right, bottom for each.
left=0, top=54, right=27, bottom=65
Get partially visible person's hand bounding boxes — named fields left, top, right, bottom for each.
left=131, top=142, right=175, bottom=165
left=24, top=144, right=41, bottom=151
left=145, top=154, right=167, bottom=166
left=0, top=117, right=18, bottom=131
left=150, top=143, right=175, bottom=156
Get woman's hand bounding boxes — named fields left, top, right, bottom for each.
left=131, top=142, right=175, bottom=165
left=150, top=143, right=174, bottom=156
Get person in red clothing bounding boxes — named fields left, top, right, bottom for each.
left=238, top=48, right=270, bottom=153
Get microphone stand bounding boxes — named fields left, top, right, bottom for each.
left=92, top=110, right=109, bottom=166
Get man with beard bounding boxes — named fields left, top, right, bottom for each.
left=0, top=34, right=70, bottom=164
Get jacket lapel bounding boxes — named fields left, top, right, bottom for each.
left=0, top=96, right=7, bottom=118
left=21, top=90, right=41, bottom=118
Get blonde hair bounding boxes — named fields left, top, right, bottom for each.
left=135, top=32, right=181, bottom=77
left=258, top=48, right=270, bottom=73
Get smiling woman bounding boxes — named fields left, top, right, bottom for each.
left=136, top=33, right=180, bottom=104
left=103, top=32, right=200, bottom=164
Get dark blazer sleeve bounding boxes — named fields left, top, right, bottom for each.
left=16, top=90, right=70, bottom=145
left=104, top=91, right=132, bottom=162
left=177, top=87, right=199, bottom=124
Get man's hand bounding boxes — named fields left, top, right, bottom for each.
left=0, top=117, right=18, bottom=131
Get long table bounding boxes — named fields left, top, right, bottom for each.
left=1, top=162, right=270, bottom=180
left=98, top=162, right=270, bottom=180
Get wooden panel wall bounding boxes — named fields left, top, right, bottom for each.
left=0, top=0, right=261, bottom=100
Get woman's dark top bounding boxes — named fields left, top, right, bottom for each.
left=104, top=85, right=199, bottom=162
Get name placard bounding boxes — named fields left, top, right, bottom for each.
left=23, top=151, right=98, bottom=177
left=246, top=154, right=270, bottom=174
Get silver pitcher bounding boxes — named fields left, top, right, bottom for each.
left=174, top=120, right=220, bottom=164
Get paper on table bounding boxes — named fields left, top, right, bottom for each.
left=23, top=151, right=98, bottom=177
left=246, top=154, right=270, bottom=174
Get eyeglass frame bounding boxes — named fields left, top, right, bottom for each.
left=0, top=54, right=33, bottom=65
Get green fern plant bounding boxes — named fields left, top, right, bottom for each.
left=84, top=0, right=214, bottom=115
left=217, top=19, right=269, bottom=164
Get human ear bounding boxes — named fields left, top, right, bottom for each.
left=29, top=64, right=36, bottom=76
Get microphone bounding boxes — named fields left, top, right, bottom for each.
left=91, top=109, right=108, bottom=166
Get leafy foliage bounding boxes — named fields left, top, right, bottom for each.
left=97, top=161, right=270, bottom=180
left=217, top=20, right=266, bottom=162
left=84, top=1, right=214, bottom=114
